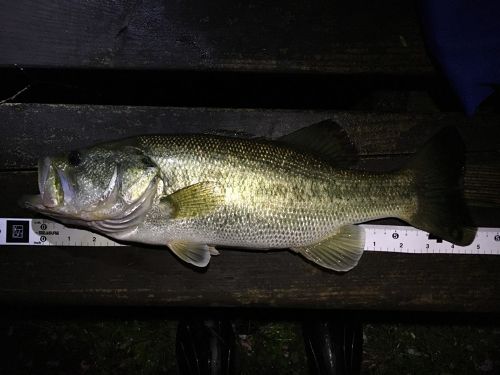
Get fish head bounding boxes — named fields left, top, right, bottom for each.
left=23, top=143, right=160, bottom=227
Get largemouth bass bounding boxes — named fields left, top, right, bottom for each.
left=23, top=121, right=475, bottom=271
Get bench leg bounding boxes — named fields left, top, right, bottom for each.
left=302, top=319, right=363, bottom=375
left=176, top=318, right=240, bottom=375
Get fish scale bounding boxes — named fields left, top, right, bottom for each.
left=129, top=134, right=416, bottom=249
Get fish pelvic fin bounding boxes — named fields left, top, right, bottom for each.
left=291, top=225, right=365, bottom=272
left=168, top=241, right=212, bottom=267
left=405, top=127, right=476, bottom=246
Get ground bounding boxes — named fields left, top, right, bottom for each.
left=1, top=317, right=499, bottom=374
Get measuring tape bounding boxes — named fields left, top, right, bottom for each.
left=0, top=218, right=124, bottom=247
left=362, top=224, right=500, bottom=255
left=1, top=218, right=499, bottom=254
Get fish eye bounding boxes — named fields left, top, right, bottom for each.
left=67, top=150, right=81, bottom=167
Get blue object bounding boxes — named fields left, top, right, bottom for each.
left=420, top=0, right=500, bottom=115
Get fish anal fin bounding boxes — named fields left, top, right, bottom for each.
left=208, top=245, right=220, bottom=256
left=278, top=120, right=358, bottom=167
left=161, top=181, right=224, bottom=219
left=168, top=241, right=212, bottom=267
left=291, top=225, right=365, bottom=272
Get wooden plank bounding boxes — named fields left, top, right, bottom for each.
left=1, top=104, right=500, bottom=170
left=0, top=247, right=497, bottom=312
left=0, top=0, right=432, bottom=74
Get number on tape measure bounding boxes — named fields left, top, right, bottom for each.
left=0, top=218, right=125, bottom=247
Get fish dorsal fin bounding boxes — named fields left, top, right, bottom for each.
left=278, top=120, right=358, bottom=167
left=291, top=225, right=365, bottom=272
left=161, top=181, right=224, bottom=219
left=168, top=241, right=212, bottom=267
left=204, top=129, right=262, bottom=140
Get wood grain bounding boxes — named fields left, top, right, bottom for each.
left=0, top=0, right=432, bottom=74
left=1, top=104, right=500, bottom=170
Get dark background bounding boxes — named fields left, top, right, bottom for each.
left=1, top=0, right=500, bottom=373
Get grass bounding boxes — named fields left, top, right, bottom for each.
left=0, top=317, right=499, bottom=374
left=363, top=324, right=500, bottom=374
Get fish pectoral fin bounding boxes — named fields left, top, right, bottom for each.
left=278, top=119, right=359, bottom=167
left=160, top=181, right=224, bottom=219
left=291, top=225, right=365, bottom=272
left=168, top=241, right=212, bottom=267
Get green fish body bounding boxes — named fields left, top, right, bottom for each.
left=24, top=121, right=475, bottom=271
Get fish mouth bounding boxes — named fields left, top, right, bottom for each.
left=23, top=157, right=158, bottom=233
left=22, top=157, right=74, bottom=213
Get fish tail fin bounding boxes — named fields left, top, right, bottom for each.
left=405, top=127, right=476, bottom=245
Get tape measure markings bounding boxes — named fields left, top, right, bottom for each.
left=1, top=218, right=499, bottom=255
left=362, top=224, right=500, bottom=255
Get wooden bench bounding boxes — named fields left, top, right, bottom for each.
left=0, top=1, right=432, bottom=73
left=1, top=104, right=499, bottom=311
left=1, top=0, right=500, bottom=372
